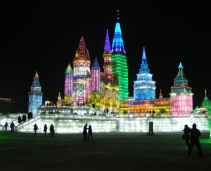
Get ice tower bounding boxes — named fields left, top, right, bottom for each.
left=28, top=71, right=43, bottom=116
left=103, top=29, right=112, bottom=80
left=133, top=47, right=156, bottom=100
left=91, top=57, right=100, bottom=92
left=170, top=63, right=193, bottom=116
left=72, top=37, right=91, bottom=105
left=112, top=10, right=128, bottom=101
left=64, top=63, right=73, bottom=105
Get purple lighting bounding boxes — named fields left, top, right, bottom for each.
left=104, top=29, right=111, bottom=52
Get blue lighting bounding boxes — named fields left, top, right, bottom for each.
left=134, top=47, right=156, bottom=100
left=112, top=23, right=125, bottom=53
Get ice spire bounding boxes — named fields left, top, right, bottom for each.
left=140, top=47, right=149, bottom=70
left=142, top=47, right=147, bottom=64
left=91, top=57, right=100, bottom=69
left=74, top=36, right=90, bottom=60
left=65, top=63, right=72, bottom=73
left=178, top=62, right=183, bottom=69
left=104, top=29, right=111, bottom=52
left=112, top=10, right=126, bottom=53
left=174, top=62, right=188, bottom=86
left=32, top=71, right=41, bottom=87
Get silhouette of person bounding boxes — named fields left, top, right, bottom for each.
left=88, top=125, right=93, bottom=140
left=49, top=124, right=54, bottom=137
left=10, top=121, right=14, bottom=132
left=18, top=116, right=22, bottom=124
left=182, top=124, right=190, bottom=149
left=34, top=123, right=38, bottom=135
left=43, top=124, right=47, bottom=136
left=83, top=123, right=88, bottom=140
left=188, top=123, right=203, bottom=156
left=4, top=122, right=8, bottom=131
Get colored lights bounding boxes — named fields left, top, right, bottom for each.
left=28, top=71, right=43, bottom=116
left=134, top=47, right=156, bottom=100
left=170, top=63, right=193, bottom=116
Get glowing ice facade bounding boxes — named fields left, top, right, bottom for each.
left=91, top=57, right=100, bottom=92
left=134, top=47, right=156, bottom=100
left=170, top=63, right=193, bottom=116
left=72, top=37, right=91, bottom=105
left=112, top=21, right=129, bottom=101
left=1, top=110, right=208, bottom=134
left=28, top=71, right=43, bottom=116
left=64, top=63, right=73, bottom=105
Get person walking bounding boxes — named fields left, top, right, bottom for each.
left=83, top=123, right=88, bottom=140
left=34, top=123, right=38, bottom=135
left=88, top=125, right=93, bottom=140
left=49, top=124, right=54, bottom=137
left=43, top=124, right=47, bottom=136
left=4, top=122, right=8, bottom=131
left=10, top=121, right=14, bottom=132
left=182, top=124, right=190, bottom=149
left=188, top=123, right=203, bottom=156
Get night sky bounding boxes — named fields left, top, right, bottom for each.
left=1, top=1, right=211, bottom=112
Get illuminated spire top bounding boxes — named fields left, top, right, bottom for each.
left=112, top=10, right=126, bottom=53
left=205, top=89, right=207, bottom=96
left=34, top=71, right=39, bottom=79
left=178, top=62, right=183, bottom=68
left=74, top=36, right=90, bottom=60
left=142, top=47, right=147, bottom=62
left=31, top=71, right=41, bottom=89
left=104, top=29, right=111, bottom=52
left=174, top=62, right=188, bottom=86
left=91, top=57, right=100, bottom=69
left=140, top=47, right=148, bottom=70
left=65, top=63, right=72, bottom=73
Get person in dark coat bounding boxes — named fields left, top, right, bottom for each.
left=182, top=124, right=190, bottom=149
left=188, top=123, right=203, bottom=156
left=34, top=123, right=38, bottom=135
left=83, top=123, right=88, bottom=140
left=10, top=121, right=14, bottom=132
left=88, top=125, right=93, bottom=140
left=4, top=122, right=8, bottom=131
left=43, top=124, right=47, bottom=136
left=49, top=124, right=54, bottom=137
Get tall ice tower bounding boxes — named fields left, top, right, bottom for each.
left=170, top=63, right=193, bottom=116
left=103, top=29, right=112, bottom=80
left=133, top=47, right=156, bottom=100
left=112, top=10, right=128, bottom=101
left=28, top=71, right=43, bottom=116
left=72, top=37, right=91, bottom=105
left=64, top=63, right=73, bottom=105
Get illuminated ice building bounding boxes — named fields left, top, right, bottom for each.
left=58, top=17, right=128, bottom=112
left=28, top=71, right=43, bottom=115
left=1, top=12, right=208, bottom=134
left=170, top=63, right=193, bottom=116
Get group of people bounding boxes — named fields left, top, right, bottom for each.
left=83, top=123, right=93, bottom=140
left=33, top=123, right=55, bottom=137
left=182, top=123, right=203, bottom=156
left=4, top=121, right=15, bottom=132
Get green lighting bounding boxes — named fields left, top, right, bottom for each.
left=112, top=53, right=128, bottom=101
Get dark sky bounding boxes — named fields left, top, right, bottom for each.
left=1, top=1, right=211, bottom=112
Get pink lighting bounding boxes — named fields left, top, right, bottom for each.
left=170, top=63, right=193, bottom=117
